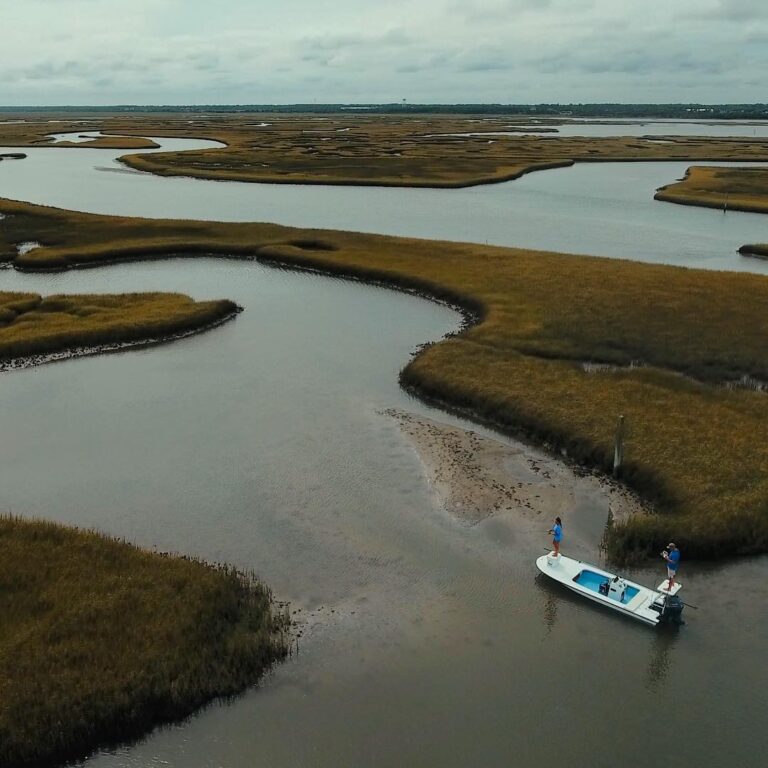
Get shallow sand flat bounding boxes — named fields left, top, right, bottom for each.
left=385, top=409, right=646, bottom=545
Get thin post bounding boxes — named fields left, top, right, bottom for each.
left=613, top=414, right=625, bottom=477
left=723, top=192, right=729, bottom=213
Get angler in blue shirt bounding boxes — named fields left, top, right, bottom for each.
left=548, top=517, right=563, bottom=558
left=662, top=542, right=681, bottom=590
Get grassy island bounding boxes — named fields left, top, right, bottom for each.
left=0, top=290, right=239, bottom=365
left=0, top=516, right=289, bottom=768
left=3, top=196, right=768, bottom=560
left=655, top=165, right=768, bottom=213
left=115, top=115, right=768, bottom=188
left=5, top=113, right=767, bottom=188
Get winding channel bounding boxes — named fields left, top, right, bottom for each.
left=0, top=129, right=767, bottom=768
left=1, top=131, right=768, bottom=272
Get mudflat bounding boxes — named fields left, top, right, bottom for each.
left=386, top=408, right=645, bottom=532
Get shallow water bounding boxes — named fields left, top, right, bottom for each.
left=46, top=131, right=101, bottom=144
left=0, top=124, right=767, bottom=767
left=2, top=259, right=765, bottom=768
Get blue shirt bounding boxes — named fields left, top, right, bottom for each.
left=667, top=549, right=680, bottom=571
left=552, top=523, right=562, bottom=542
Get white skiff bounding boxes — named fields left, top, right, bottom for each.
left=536, top=552, right=684, bottom=626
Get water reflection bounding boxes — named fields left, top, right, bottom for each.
left=537, top=566, right=682, bottom=694
left=541, top=581, right=559, bottom=636
left=645, top=626, right=681, bottom=692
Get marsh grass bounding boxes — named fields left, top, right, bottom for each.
left=19, top=113, right=763, bottom=188
left=4, top=198, right=768, bottom=559
left=0, top=119, right=157, bottom=149
left=0, top=264, right=269, bottom=767
left=0, top=516, right=289, bottom=768
left=655, top=165, right=768, bottom=213
left=0, top=290, right=238, bottom=362
left=4, top=113, right=767, bottom=189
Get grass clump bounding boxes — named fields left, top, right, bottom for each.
left=0, top=516, right=289, bottom=768
left=655, top=165, right=768, bottom=213
left=0, top=290, right=239, bottom=362
left=3, top=198, right=768, bottom=560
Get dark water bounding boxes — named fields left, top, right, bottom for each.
left=0, top=126, right=766, bottom=767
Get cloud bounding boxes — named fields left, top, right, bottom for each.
left=299, top=28, right=412, bottom=53
left=455, top=48, right=516, bottom=73
left=0, top=0, right=765, bottom=104
left=683, top=1, right=768, bottom=21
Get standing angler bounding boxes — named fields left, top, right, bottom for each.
left=548, top=517, right=563, bottom=558
left=661, top=542, right=680, bottom=590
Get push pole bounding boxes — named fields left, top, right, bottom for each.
left=613, top=414, right=625, bottom=477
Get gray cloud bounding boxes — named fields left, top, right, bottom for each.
left=684, top=0, right=768, bottom=21
left=0, top=0, right=765, bottom=104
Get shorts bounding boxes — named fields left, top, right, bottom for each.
left=667, top=566, right=677, bottom=579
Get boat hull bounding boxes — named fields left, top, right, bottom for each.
left=536, top=553, right=681, bottom=627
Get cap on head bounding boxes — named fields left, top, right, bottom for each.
left=668, top=542, right=676, bottom=548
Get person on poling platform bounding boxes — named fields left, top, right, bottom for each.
left=661, top=542, right=680, bottom=590
left=548, top=517, right=563, bottom=557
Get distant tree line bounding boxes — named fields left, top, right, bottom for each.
left=1, top=103, right=767, bottom=119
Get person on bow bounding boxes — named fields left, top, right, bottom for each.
left=661, top=542, right=680, bottom=590
left=548, top=517, right=563, bottom=558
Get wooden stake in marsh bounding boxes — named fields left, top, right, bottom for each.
left=613, top=414, right=626, bottom=477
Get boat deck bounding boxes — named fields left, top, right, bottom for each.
left=536, top=553, right=682, bottom=627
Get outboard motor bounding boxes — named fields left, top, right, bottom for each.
left=660, top=595, right=685, bottom=625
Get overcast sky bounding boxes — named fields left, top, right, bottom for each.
left=1, top=0, right=766, bottom=105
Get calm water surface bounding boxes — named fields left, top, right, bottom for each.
left=0, top=125, right=767, bottom=767
left=529, top=119, right=768, bottom=138
left=0, top=130, right=767, bottom=274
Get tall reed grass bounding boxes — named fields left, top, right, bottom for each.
left=0, top=516, right=289, bottom=768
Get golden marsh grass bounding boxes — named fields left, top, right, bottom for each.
left=0, top=118, right=158, bottom=149
left=5, top=113, right=768, bottom=187
left=120, top=117, right=768, bottom=188
left=0, top=516, right=289, bottom=768
left=655, top=165, right=768, bottom=214
left=3, top=196, right=768, bottom=559
left=0, top=272, right=275, bottom=766
left=0, top=290, right=238, bottom=362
